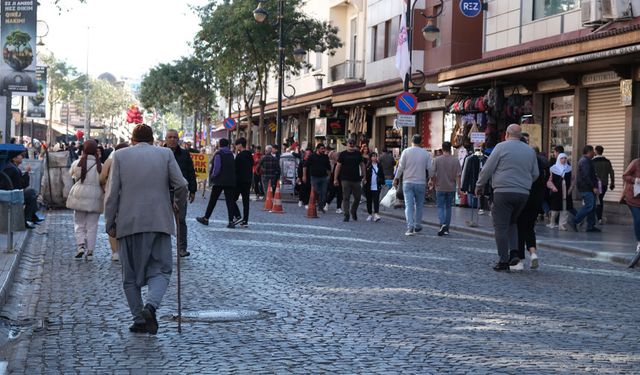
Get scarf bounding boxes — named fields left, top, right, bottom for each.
left=550, top=153, right=571, bottom=177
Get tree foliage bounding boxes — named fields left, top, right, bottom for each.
left=86, top=79, right=132, bottom=124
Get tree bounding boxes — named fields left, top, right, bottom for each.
left=40, top=53, right=85, bottom=144
left=194, top=0, right=341, bottom=146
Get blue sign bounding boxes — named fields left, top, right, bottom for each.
left=223, top=117, right=237, bottom=130
left=459, top=0, right=483, bottom=18
left=395, top=92, right=418, bottom=115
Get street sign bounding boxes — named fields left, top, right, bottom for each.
left=395, top=92, right=418, bottom=115
left=223, top=117, right=237, bottom=131
left=396, top=114, right=416, bottom=127
left=459, top=0, right=483, bottom=18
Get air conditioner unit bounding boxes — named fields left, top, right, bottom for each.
left=581, top=0, right=604, bottom=25
left=601, top=0, right=633, bottom=19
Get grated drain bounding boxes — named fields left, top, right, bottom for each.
left=161, top=309, right=274, bottom=323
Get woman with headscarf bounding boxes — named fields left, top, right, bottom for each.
left=547, top=153, right=573, bottom=230
left=100, top=142, right=129, bottom=261
left=66, top=140, right=104, bottom=260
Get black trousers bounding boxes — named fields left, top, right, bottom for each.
left=326, top=183, right=342, bottom=209
left=232, top=183, right=251, bottom=223
left=515, top=197, right=539, bottom=260
left=204, top=185, right=236, bottom=223
left=299, top=182, right=311, bottom=205
left=24, top=188, right=38, bottom=222
left=365, top=189, right=380, bottom=215
left=253, top=174, right=264, bottom=197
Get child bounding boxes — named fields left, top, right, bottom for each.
left=364, top=152, right=385, bottom=222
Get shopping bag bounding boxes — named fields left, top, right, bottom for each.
left=380, top=186, right=397, bottom=208
left=634, top=179, right=640, bottom=198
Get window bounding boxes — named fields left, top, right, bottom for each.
left=387, top=16, right=400, bottom=57
left=314, top=50, right=322, bottom=70
left=372, top=17, right=401, bottom=62
left=373, top=24, right=386, bottom=61
left=533, top=0, right=579, bottom=19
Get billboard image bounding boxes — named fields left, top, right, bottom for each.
left=26, top=66, right=46, bottom=117
left=0, top=0, right=37, bottom=94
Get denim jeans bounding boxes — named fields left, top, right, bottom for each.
left=436, top=191, right=455, bottom=227
left=310, top=176, right=329, bottom=209
left=403, top=183, right=426, bottom=230
left=574, top=192, right=596, bottom=230
left=629, top=206, right=640, bottom=242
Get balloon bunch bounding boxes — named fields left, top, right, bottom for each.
left=126, top=105, right=143, bottom=124
left=75, top=129, right=84, bottom=140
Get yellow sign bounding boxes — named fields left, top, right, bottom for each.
left=190, top=153, right=209, bottom=181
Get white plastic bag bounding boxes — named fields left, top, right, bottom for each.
left=380, top=186, right=397, bottom=208
left=634, top=178, right=640, bottom=198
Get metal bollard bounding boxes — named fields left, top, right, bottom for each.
left=6, top=203, right=12, bottom=253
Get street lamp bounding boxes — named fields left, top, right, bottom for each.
left=252, top=0, right=308, bottom=149
left=422, top=20, right=440, bottom=42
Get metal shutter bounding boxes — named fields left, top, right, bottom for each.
left=587, top=86, right=625, bottom=202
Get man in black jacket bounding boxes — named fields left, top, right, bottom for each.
left=164, top=130, right=197, bottom=257
left=569, top=145, right=600, bottom=232
left=197, top=138, right=238, bottom=228
left=232, top=138, right=253, bottom=227
left=1, top=149, right=39, bottom=229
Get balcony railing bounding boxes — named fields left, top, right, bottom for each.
left=329, top=60, right=364, bottom=82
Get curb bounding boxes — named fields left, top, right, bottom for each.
left=0, top=230, right=32, bottom=307
left=382, top=210, right=633, bottom=267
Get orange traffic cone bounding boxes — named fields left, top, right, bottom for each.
left=270, top=180, right=285, bottom=214
left=306, top=186, right=318, bottom=218
left=264, top=180, right=274, bottom=211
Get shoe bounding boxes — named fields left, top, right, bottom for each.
left=509, top=256, right=520, bottom=266
left=227, top=222, right=236, bottom=229
left=32, top=216, right=44, bottom=224
left=85, top=251, right=93, bottom=261
left=298, top=201, right=303, bottom=207
left=129, top=322, right=148, bottom=333
left=324, top=203, right=329, bottom=211
left=74, top=246, right=85, bottom=260
left=232, top=216, right=243, bottom=226
left=443, top=226, right=450, bottom=236
left=142, top=304, right=158, bottom=335
left=343, top=216, right=350, bottom=222
left=405, top=228, right=415, bottom=236
left=304, top=205, right=309, bottom=210
left=437, top=225, right=446, bottom=236
left=493, top=262, right=510, bottom=272
left=196, top=217, right=209, bottom=226
left=414, top=226, right=422, bottom=233
left=586, top=227, right=601, bottom=233
left=478, top=209, right=485, bottom=215
left=366, top=215, right=372, bottom=222
left=239, top=222, right=248, bottom=228
left=373, top=214, right=381, bottom=222
left=352, top=213, right=358, bottom=221
left=111, top=252, right=120, bottom=262
left=336, top=208, right=343, bottom=214
left=530, top=253, right=539, bottom=270
left=24, top=221, right=36, bottom=229
left=510, top=261, right=524, bottom=271
left=178, top=250, right=191, bottom=257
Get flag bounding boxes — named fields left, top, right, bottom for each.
left=395, top=0, right=411, bottom=82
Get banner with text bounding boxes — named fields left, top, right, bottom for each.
left=0, top=0, right=38, bottom=94
left=26, top=66, right=46, bottom=117
left=190, top=153, right=209, bottom=181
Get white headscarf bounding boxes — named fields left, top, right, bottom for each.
left=550, top=153, right=572, bottom=176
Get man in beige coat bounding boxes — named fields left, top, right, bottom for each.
left=105, top=124, right=188, bottom=335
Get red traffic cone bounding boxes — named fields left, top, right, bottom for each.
left=264, top=180, right=274, bottom=211
left=306, top=186, right=318, bottom=218
left=270, top=180, right=285, bottom=214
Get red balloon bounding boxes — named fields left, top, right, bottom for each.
left=76, top=130, right=84, bottom=139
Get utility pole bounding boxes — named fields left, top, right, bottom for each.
left=83, top=26, right=91, bottom=140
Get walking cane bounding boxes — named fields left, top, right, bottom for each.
left=173, top=208, right=182, bottom=333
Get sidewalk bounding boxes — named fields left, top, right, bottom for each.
left=0, top=231, right=30, bottom=306
left=383, top=204, right=637, bottom=266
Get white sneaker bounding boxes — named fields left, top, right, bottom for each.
left=366, top=215, right=372, bottom=222
left=304, top=205, right=309, bottom=210
left=336, top=208, right=343, bottom=214
left=478, top=209, right=485, bottom=215
left=373, top=214, right=381, bottom=222
left=298, top=201, right=303, bottom=207
left=111, top=252, right=120, bottom=262
left=324, top=203, right=329, bottom=211
left=510, top=261, right=524, bottom=271
left=530, top=253, right=539, bottom=269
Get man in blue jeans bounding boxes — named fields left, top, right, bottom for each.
left=303, top=143, right=331, bottom=213
left=431, top=142, right=461, bottom=236
left=393, top=135, right=433, bottom=236
left=569, top=145, right=600, bottom=232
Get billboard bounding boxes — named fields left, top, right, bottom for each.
left=26, top=66, right=46, bottom=117
left=0, top=0, right=37, bottom=94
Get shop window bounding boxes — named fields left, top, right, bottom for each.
left=549, top=95, right=574, bottom=158
left=533, top=0, right=579, bottom=20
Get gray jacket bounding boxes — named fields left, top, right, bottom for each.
left=104, top=143, right=188, bottom=239
left=476, top=139, right=539, bottom=195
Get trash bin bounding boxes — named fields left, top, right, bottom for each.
left=0, top=189, right=26, bottom=252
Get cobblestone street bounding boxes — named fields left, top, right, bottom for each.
left=1, top=197, right=640, bottom=374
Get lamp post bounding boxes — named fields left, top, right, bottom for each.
left=254, top=0, right=307, bottom=150
left=401, top=0, right=444, bottom=149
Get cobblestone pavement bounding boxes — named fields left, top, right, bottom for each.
left=1, top=196, right=640, bottom=374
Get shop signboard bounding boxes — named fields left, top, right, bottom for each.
left=521, top=123, right=542, bottom=150
left=459, top=0, right=483, bottom=18
left=396, top=114, right=415, bottom=127
left=469, top=132, right=485, bottom=145
left=314, top=118, right=327, bottom=137
left=327, top=118, right=346, bottom=136
left=621, top=79, right=633, bottom=107
left=26, top=66, right=46, bottom=117
left=0, top=0, right=38, bottom=94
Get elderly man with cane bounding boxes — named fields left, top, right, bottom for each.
left=105, top=124, right=188, bottom=335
